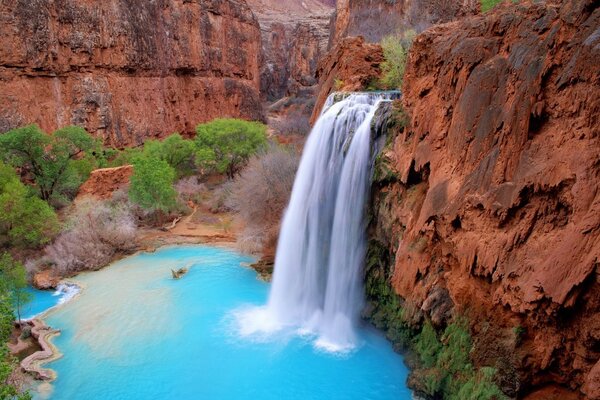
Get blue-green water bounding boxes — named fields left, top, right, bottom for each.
left=23, top=285, right=79, bottom=320
left=34, top=246, right=411, bottom=400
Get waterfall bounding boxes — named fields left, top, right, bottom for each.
left=262, top=92, right=395, bottom=351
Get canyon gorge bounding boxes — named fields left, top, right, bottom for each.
left=1, top=0, right=599, bottom=399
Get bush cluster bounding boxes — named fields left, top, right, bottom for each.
left=380, top=30, right=416, bottom=89
left=228, top=146, right=300, bottom=253
left=45, top=199, right=137, bottom=275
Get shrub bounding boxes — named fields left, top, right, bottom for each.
left=208, top=181, right=235, bottom=213
left=174, top=176, right=206, bottom=204
left=0, top=253, right=31, bottom=323
left=0, top=295, right=31, bottom=399
left=108, top=147, right=143, bottom=167
left=143, top=133, right=196, bottom=178
left=228, top=145, right=299, bottom=252
left=481, top=0, right=504, bottom=12
left=380, top=30, right=416, bottom=89
left=0, top=162, right=59, bottom=248
left=415, top=320, right=443, bottom=368
left=129, top=156, right=177, bottom=213
left=0, top=125, right=96, bottom=205
left=271, top=109, right=312, bottom=136
left=45, top=199, right=137, bottom=275
left=195, top=119, right=268, bottom=179
left=452, top=367, right=506, bottom=400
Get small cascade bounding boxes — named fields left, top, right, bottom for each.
left=261, top=92, right=397, bottom=351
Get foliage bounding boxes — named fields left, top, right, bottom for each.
left=0, top=253, right=31, bottom=324
left=143, top=134, right=196, bottom=178
left=364, top=238, right=507, bottom=399
left=0, top=125, right=96, bottom=204
left=0, top=295, right=32, bottom=400
left=129, top=156, right=177, bottom=212
left=195, top=119, right=268, bottom=179
left=415, top=321, right=443, bottom=367
left=0, top=162, right=59, bottom=248
left=334, top=78, right=345, bottom=91
left=228, top=145, right=300, bottom=253
left=452, top=367, right=507, bottom=400
left=380, top=30, right=416, bottom=89
left=45, top=198, right=137, bottom=275
left=108, top=147, right=143, bottom=168
left=481, top=0, right=504, bottom=12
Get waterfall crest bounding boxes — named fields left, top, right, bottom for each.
left=261, top=92, right=394, bottom=351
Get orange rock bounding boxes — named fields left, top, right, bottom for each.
left=32, top=270, right=60, bottom=290
left=310, top=36, right=384, bottom=123
left=77, top=165, right=133, bottom=200
left=330, top=0, right=479, bottom=45
left=0, top=0, right=264, bottom=146
left=368, top=0, right=599, bottom=396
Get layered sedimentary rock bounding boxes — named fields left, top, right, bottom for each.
left=0, top=0, right=264, bottom=147
left=245, top=0, right=334, bottom=101
left=369, top=0, right=599, bottom=398
left=330, top=0, right=479, bottom=46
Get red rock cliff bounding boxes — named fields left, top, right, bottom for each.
left=370, top=0, right=599, bottom=398
left=0, top=0, right=264, bottom=147
left=245, top=0, right=334, bottom=100
left=330, top=0, right=479, bottom=46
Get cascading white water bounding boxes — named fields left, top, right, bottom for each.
left=262, top=92, right=393, bottom=351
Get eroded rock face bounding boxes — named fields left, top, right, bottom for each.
left=76, top=165, right=133, bottom=200
left=371, top=0, right=599, bottom=397
left=330, top=0, right=479, bottom=46
left=310, top=36, right=384, bottom=123
left=245, top=0, right=334, bottom=100
left=0, top=0, right=264, bottom=147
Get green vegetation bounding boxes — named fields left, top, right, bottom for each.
left=0, top=295, right=31, bottom=400
left=0, top=254, right=31, bottom=324
left=129, top=156, right=177, bottom=213
left=0, top=162, right=58, bottom=248
left=481, top=0, right=504, bottom=12
left=0, top=125, right=97, bottom=205
left=142, top=134, right=196, bottom=178
left=195, top=119, right=268, bottom=179
left=380, top=30, right=416, bottom=89
left=365, top=239, right=507, bottom=400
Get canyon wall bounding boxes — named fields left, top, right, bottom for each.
left=0, top=0, right=264, bottom=147
left=330, top=0, right=479, bottom=46
left=245, top=0, right=334, bottom=101
left=368, top=0, right=599, bottom=398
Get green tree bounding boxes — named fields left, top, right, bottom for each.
left=0, top=125, right=95, bottom=203
left=143, top=134, right=196, bottom=178
left=0, top=254, right=31, bottom=324
left=380, top=30, right=416, bottom=89
left=129, top=157, right=177, bottom=213
left=0, top=162, right=58, bottom=248
left=0, top=295, right=32, bottom=400
left=195, top=119, right=267, bottom=179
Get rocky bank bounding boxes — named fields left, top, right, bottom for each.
left=0, top=0, right=264, bottom=146
left=366, top=0, right=599, bottom=398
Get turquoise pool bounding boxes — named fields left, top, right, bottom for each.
left=34, top=245, right=411, bottom=400
left=23, top=285, right=79, bottom=321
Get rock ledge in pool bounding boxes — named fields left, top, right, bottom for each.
left=19, top=319, right=60, bottom=381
